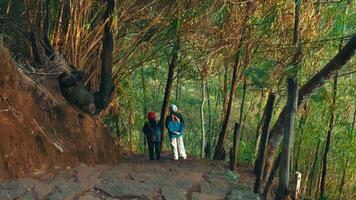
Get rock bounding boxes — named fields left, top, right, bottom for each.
left=200, top=181, right=232, bottom=197
left=226, top=189, right=260, bottom=200
left=94, top=180, right=152, bottom=199
left=191, top=192, right=222, bottom=200
left=44, top=182, right=82, bottom=200
left=0, top=181, right=36, bottom=200
left=160, top=186, right=186, bottom=200
left=78, top=193, right=101, bottom=200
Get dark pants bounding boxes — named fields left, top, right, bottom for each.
left=147, top=140, right=161, bottom=160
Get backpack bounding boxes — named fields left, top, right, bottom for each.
left=147, top=121, right=160, bottom=142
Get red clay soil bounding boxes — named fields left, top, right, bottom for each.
left=0, top=45, right=119, bottom=181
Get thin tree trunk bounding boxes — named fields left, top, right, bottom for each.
left=263, top=26, right=356, bottom=189
left=254, top=93, right=275, bottom=193
left=254, top=93, right=272, bottom=173
left=220, top=64, right=229, bottom=126
left=320, top=74, right=338, bottom=199
left=254, top=92, right=266, bottom=161
left=200, top=79, right=206, bottom=158
left=213, top=6, right=251, bottom=159
left=338, top=157, right=349, bottom=200
left=306, top=139, right=321, bottom=196
left=95, top=0, right=115, bottom=111
left=339, top=107, right=356, bottom=199
left=275, top=78, right=298, bottom=200
left=294, top=107, right=307, bottom=172
left=206, top=83, right=212, bottom=159
left=238, top=78, right=247, bottom=141
left=159, top=33, right=180, bottom=149
left=230, top=123, right=240, bottom=171
left=141, top=67, right=148, bottom=150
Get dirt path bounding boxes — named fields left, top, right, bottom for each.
left=0, top=155, right=259, bottom=200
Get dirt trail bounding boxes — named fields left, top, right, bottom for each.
left=0, top=155, right=259, bottom=200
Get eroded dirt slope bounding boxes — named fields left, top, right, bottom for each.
left=0, top=45, right=119, bottom=180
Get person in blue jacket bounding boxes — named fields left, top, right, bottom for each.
left=166, top=104, right=187, bottom=160
left=143, top=112, right=161, bottom=160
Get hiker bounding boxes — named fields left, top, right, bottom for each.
left=166, top=104, right=187, bottom=160
left=143, top=112, right=161, bottom=160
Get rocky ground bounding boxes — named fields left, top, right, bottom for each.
left=0, top=155, right=260, bottom=200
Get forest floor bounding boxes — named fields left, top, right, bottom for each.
left=0, top=154, right=260, bottom=200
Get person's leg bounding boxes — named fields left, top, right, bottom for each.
left=154, top=142, right=161, bottom=160
left=177, top=136, right=187, bottom=159
left=147, top=140, right=154, bottom=160
left=170, top=137, right=179, bottom=160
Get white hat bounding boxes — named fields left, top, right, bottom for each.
left=170, top=104, right=178, bottom=112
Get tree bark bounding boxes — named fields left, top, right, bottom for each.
left=254, top=93, right=275, bottom=193
left=200, top=79, right=206, bottom=158
left=263, top=152, right=282, bottom=199
left=43, top=0, right=54, bottom=57
left=263, top=34, right=356, bottom=186
left=230, top=123, right=240, bottom=171
left=159, top=33, right=180, bottom=149
left=320, top=74, right=338, bottom=199
left=95, top=0, right=115, bottom=112
left=275, top=78, right=298, bottom=200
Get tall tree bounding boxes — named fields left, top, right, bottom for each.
left=320, top=74, right=338, bottom=199
left=95, top=0, right=115, bottom=112
left=254, top=93, right=275, bottom=193
left=200, top=79, right=207, bottom=158
left=213, top=4, right=252, bottom=160
left=275, top=78, right=298, bottom=200
left=159, top=24, right=180, bottom=149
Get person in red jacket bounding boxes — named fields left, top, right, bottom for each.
left=142, top=112, right=161, bottom=160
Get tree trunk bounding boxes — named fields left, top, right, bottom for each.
left=254, top=91, right=266, bottom=161
left=29, top=31, right=43, bottom=65
left=254, top=93, right=275, bottom=193
left=238, top=78, right=247, bottom=141
left=230, top=123, right=240, bottom=171
left=200, top=79, right=206, bottom=158
left=263, top=35, right=356, bottom=187
left=213, top=6, right=251, bottom=159
left=43, top=0, right=54, bottom=57
left=275, top=78, right=298, bottom=200
left=306, top=139, right=321, bottom=196
left=95, top=0, right=115, bottom=112
left=263, top=152, right=282, bottom=199
left=141, top=67, right=148, bottom=150
left=206, top=83, right=212, bottom=159
left=320, top=74, right=338, bottom=199
left=339, top=107, right=356, bottom=199
left=159, top=33, right=180, bottom=149
left=294, top=107, right=307, bottom=172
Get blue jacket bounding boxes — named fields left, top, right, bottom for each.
left=166, top=112, right=185, bottom=138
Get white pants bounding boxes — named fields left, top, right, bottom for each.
left=170, top=137, right=187, bottom=160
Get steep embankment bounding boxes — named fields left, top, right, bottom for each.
left=0, top=45, right=119, bottom=180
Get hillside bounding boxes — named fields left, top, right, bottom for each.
left=0, top=45, right=119, bottom=180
